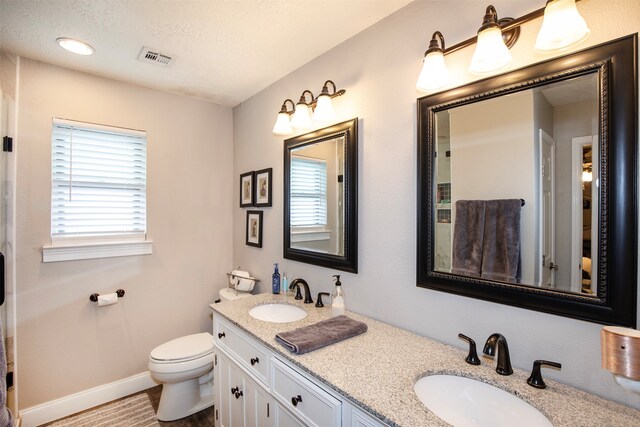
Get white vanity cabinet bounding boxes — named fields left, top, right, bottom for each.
left=215, top=349, right=275, bottom=427
left=213, top=313, right=388, bottom=427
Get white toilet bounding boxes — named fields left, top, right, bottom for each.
left=148, top=289, right=252, bottom=421
left=148, top=332, right=215, bottom=421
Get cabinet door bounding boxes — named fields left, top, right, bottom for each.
left=228, top=360, right=246, bottom=427
left=245, top=377, right=274, bottom=427
left=216, top=352, right=231, bottom=427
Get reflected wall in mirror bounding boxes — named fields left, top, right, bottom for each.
left=433, top=73, right=598, bottom=294
left=284, top=118, right=357, bottom=273
left=418, top=35, right=637, bottom=326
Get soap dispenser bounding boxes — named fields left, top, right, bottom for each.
left=331, top=275, right=345, bottom=316
left=272, top=263, right=281, bottom=294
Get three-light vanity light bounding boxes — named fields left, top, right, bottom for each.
left=416, top=0, right=590, bottom=91
left=272, top=80, right=346, bottom=136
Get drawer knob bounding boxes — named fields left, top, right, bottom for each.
left=218, top=332, right=225, bottom=339
left=235, top=390, right=243, bottom=399
left=250, top=357, right=259, bottom=366
left=291, top=395, right=303, bottom=407
left=231, top=387, right=238, bottom=395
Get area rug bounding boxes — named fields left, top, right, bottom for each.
left=46, top=393, right=159, bottom=427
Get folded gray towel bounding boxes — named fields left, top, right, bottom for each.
left=275, top=315, right=368, bottom=355
left=481, top=199, right=522, bottom=282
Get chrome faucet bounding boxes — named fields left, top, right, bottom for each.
left=482, top=333, right=513, bottom=375
left=289, top=278, right=313, bottom=304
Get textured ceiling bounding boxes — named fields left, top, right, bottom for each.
left=0, top=0, right=412, bottom=107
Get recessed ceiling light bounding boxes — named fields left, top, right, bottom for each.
left=56, top=37, right=94, bottom=56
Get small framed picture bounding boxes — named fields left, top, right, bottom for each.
left=254, top=168, right=272, bottom=207
left=246, top=210, right=263, bottom=247
left=240, top=172, right=254, bottom=207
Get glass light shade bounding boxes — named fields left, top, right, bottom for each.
left=312, top=94, right=336, bottom=122
left=582, top=170, right=593, bottom=182
left=469, top=26, right=512, bottom=75
left=272, top=112, right=292, bottom=135
left=291, top=103, right=312, bottom=129
left=56, top=37, right=94, bottom=55
left=416, top=51, right=451, bottom=91
left=535, top=0, right=590, bottom=52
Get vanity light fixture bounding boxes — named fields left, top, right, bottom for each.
left=416, top=32, right=450, bottom=91
left=312, top=80, right=339, bottom=123
left=272, top=99, right=295, bottom=135
left=469, top=6, right=514, bottom=75
left=291, top=90, right=314, bottom=130
left=273, top=81, right=346, bottom=136
left=416, top=1, right=589, bottom=91
left=56, top=37, right=95, bottom=56
left=535, top=0, right=590, bottom=52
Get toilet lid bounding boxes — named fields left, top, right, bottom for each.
left=150, top=332, right=214, bottom=362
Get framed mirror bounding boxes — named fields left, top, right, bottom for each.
left=284, top=118, right=358, bottom=273
left=417, top=35, right=637, bottom=326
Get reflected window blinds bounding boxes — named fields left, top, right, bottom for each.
left=290, top=156, right=327, bottom=228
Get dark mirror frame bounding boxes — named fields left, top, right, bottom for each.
left=284, top=118, right=358, bottom=273
left=417, top=35, right=637, bottom=326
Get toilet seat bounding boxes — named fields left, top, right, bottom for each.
left=150, top=332, right=214, bottom=363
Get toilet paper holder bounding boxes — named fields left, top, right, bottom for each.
left=90, top=289, right=125, bottom=302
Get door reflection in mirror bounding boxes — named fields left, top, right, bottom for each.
left=433, top=73, right=598, bottom=296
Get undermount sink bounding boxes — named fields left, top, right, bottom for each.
left=414, top=375, right=552, bottom=427
left=249, top=303, right=307, bottom=323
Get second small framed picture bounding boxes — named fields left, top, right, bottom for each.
left=254, top=168, right=272, bottom=207
left=240, top=171, right=254, bottom=207
left=246, top=210, right=263, bottom=248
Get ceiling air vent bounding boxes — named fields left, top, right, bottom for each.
left=137, top=46, right=174, bottom=67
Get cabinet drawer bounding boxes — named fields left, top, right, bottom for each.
left=215, top=316, right=269, bottom=386
left=271, top=357, right=341, bottom=427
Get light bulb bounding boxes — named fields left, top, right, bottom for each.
left=56, top=38, right=94, bottom=55
left=535, top=0, right=590, bottom=52
left=291, top=103, right=312, bottom=129
left=312, top=94, right=335, bottom=122
left=417, top=50, right=450, bottom=91
left=272, top=112, right=292, bottom=135
left=469, top=26, right=512, bottom=75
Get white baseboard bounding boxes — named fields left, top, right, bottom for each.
left=19, top=371, right=157, bottom=427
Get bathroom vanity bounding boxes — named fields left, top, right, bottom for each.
left=210, top=294, right=640, bottom=426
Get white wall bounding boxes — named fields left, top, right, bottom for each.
left=15, top=58, right=233, bottom=408
left=232, top=0, right=640, bottom=409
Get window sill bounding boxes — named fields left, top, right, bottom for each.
left=42, top=239, right=153, bottom=263
left=290, top=230, right=331, bottom=243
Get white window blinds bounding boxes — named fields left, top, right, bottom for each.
left=51, top=119, right=147, bottom=240
left=290, top=156, right=327, bottom=227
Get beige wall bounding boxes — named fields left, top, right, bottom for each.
left=15, top=58, right=233, bottom=408
left=233, top=0, right=640, bottom=410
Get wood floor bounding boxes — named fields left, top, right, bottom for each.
left=42, top=385, right=214, bottom=427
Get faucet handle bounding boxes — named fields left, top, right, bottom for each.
left=290, top=283, right=303, bottom=300
left=527, top=360, right=562, bottom=389
left=315, top=292, right=330, bottom=307
left=458, top=333, right=481, bottom=365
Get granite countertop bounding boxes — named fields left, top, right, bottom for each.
left=210, top=293, right=640, bottom=426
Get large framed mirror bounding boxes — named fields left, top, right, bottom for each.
left=418, top=35, right=637, bottom=326
left=284, top=118, right=358, bottom=273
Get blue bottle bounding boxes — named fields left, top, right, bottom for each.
left=272, top=263, right=281, bottom=294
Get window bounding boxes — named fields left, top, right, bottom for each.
left=43, top=118, right=152, bottom=262
left=290, top=155, right=327, bottom=228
